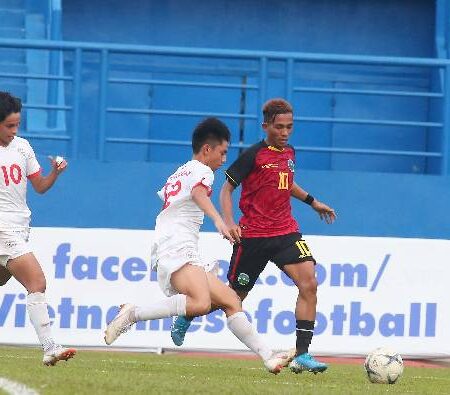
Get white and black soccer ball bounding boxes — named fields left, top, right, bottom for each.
left=364, top=347, right=404, bottom=384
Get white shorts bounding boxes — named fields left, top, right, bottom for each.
left=151, top=239, right=218, bottom=297
left=0, top=229, right=32, bottom=267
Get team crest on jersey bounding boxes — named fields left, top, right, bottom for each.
left=287, top=159, right=295, bottom=172
left=237, top=272, right=250, bottom=286
left=16, top=147, right=27, bottom=158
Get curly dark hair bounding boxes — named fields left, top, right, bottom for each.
left=262, top=98, right=293, bottom=124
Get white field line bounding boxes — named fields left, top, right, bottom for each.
left=0, top=377, right=39, bottom=395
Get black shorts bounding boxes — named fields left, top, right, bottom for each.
left=227, top=232, right=316, bottom=292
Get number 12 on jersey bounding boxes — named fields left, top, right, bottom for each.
left=162, top=180, right=182, bottom=209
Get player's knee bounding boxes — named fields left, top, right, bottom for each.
left=27, top=278, right=47, bottom=294
left=301, top=277, right=318, bottom=297
left=195, top=303, right=211, bottom=316
left=189, top=299, right=211, bottom=316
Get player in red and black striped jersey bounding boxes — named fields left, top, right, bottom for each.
left=171, top=98, right=336, bottom=373
left=221, top=98, right=335, bottom=373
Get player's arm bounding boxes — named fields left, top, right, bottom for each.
left=219, top=145, right=258, bottom=243
left=291, top=181, right=337, bottom=224
left=219, top=180, right=242, bottom=243
left=192, top=185, right=234, bottom=243
left=29, top=157, right=68, bottom=194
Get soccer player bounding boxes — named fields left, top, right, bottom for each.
left=171, top=98, right=336, bottom=374
left=0, top=91, right=76, bottom=365
left=104, top=118, right=292, bottom=374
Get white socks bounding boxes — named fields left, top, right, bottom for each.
left=134, top=294, right=187, bottom=321
left=27, top=292, right=54, bottom=350
left=227, top=312, right=272, bottom=361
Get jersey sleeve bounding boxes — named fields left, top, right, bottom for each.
left=224, top=144, right=259, bottom=187
left=190, top=165, right=214, bottom=196
left=24, top=140, right=41, bottom=177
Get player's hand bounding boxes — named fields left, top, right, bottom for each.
left=311, top=200, right=336, bottom=224
left=215, top=219, right=234, bottom=244
left=48, top=155, right=68, bottom=174
left=226, top=222, right=242, bottom=244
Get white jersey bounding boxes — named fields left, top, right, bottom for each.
left=0, top=137, right=41, bottom=230
left=154, top=159, right=214, bottom=244
left=152, top=159, right=214, bottom=296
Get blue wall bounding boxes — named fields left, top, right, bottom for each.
left=20, top=0, right=449, bottom=239
left=62, top=0, right=434, bottom=56
left=56, top=0, right=439, bottom=174
left=28, top=158, right=450, bottom=239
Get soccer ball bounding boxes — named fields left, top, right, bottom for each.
left=364, top=347, right=404, bottom=384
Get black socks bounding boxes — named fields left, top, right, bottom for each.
left=295, top=319, right=315, bottom=355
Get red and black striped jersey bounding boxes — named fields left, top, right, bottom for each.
left=225, top=140, right=299, bottom=238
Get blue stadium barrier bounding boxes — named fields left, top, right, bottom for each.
left=0, top=38, right=449, bottom=174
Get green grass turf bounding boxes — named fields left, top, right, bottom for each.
left=0, top=346, right=449, bottom=394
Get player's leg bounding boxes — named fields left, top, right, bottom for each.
left=170, top=255, right=231, bottom=346
left=105, top=263, right=210, bottom=345
left=207, top=271, right=242, bottom=316
left=171, top=286, right=248, bottom=346
left=7, top=252, right=76, bottom=366
left=206, top=273, right=291, bottom=374
left=283, top=260, right=327, bottom=373
left=137, top=263, right=211, bottom=319
left=170, top=259, right=224, bottom=346
left=171, top=264, right=211, bottom=314
left=171, top=238, right=265, bottom=346
left=272, top=233, right=327, bottom=373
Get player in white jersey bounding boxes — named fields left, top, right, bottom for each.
left=152, top=158, right=217, bottom=296
left=104, top=118, right=293, bottom=374
left=0, top=91, right=76, bottom=365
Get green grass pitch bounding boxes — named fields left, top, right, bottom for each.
left=0, top=346, right=449, bottom=394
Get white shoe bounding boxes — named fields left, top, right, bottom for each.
left=264, top=348, right=296, bottom=374
left=42, top=345, right=76, bottom=366
left=104, top=303, right=136, bottom=345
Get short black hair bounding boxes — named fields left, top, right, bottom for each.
left=0, top=91, right=22, bottom=123
left=192, top=117, right=231, bottom=154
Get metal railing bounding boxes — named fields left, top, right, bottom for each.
left=46, top=0, right=63, bottom=128
left=0, top=38, right=449, bottom=174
